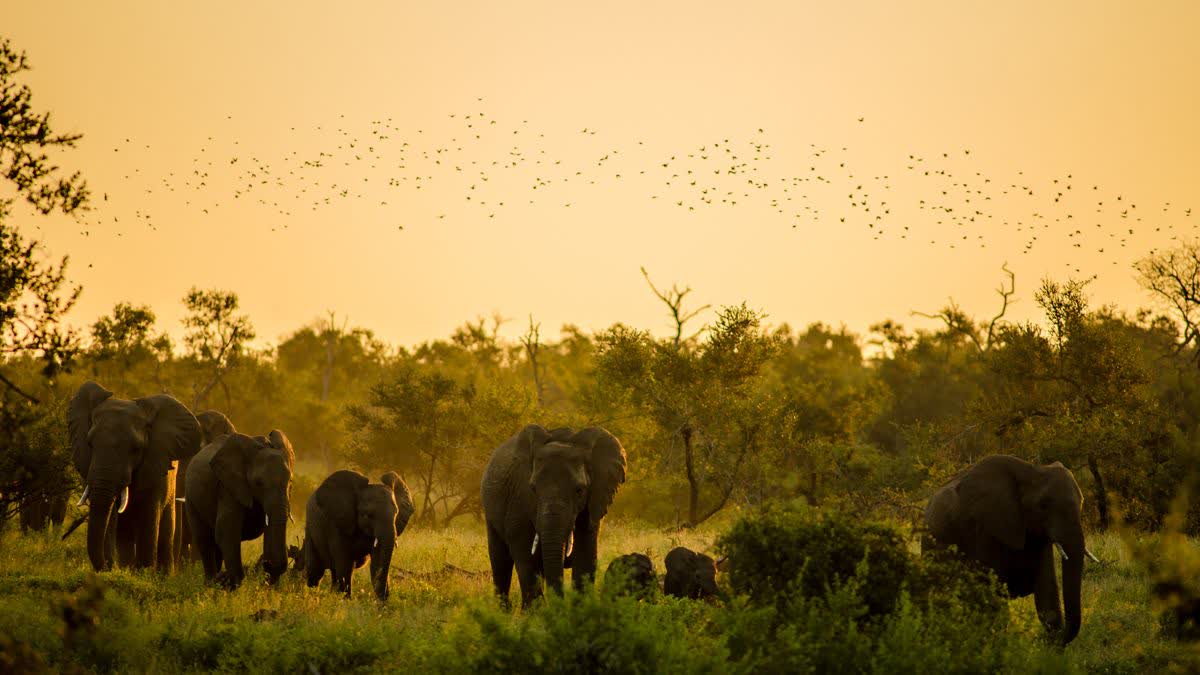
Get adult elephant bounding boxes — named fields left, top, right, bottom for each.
left=924, top=454, right=1100, bottom=645
left=173, top=409, right=236, bottom=567
left=185, top=430, right=294, bottom=588
left=481, top=425, right=627, bottom=608
left=19, top=491, right=68, bottom=533
left=303, top=470, right=404, bottom=600
left=68, top=381, right=202, bottom=572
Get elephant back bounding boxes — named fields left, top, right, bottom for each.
left=313, top=470, right=371, bottom=534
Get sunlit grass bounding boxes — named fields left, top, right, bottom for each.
left=1, top=523, right=1196, bottom=672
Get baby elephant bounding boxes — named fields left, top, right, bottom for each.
left=604, top=553, right=658, bottom=599
left=303, top=470, right=410, bottom=600
left=664, top=546, right=720, bottom=600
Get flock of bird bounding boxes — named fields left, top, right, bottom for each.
left=79, top=101, right=1195, bottom=275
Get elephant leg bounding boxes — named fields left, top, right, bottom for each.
left=156, top=501, right=175, bottom=575
left=105, top=508, right=119, bottom=570
left=486, top=524, right=514, bottom=607
left=215, top=508, right=246, bottom=588
left=115, top=511, right=137, bottom=567
left=512, top=543, right=543, bottom=609
left=304, top=539, right=325, bottom=589
left=1034, top=544, right=1064, bottom=632
left=570, top=512, right=599, bottom=591
left=330, top=538, right=354, bottom=597
left=189, top=508, right=220, bottom=581
left=134, top=501, right=161, bottom=569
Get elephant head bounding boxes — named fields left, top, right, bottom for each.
left=315, top=470, right=399, bottom=600
left=604, top=552, right=657, bottom=599
left=664, top=546, right=720, bottom=600
left=196, top=410, right=236, bottom=445
left=380, top=471, right=416, bottom=537
left=209, top=430, right=295, bottom=581
left=519, top=424, right=627, bottom=594
left=946, top=455, right=1097, bottom=644
left=68, top=381, right=202, bottom=571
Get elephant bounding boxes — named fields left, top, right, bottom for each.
left=481, top=425, right=627, bottom=608
left=185, top=430, right=295, bottom=588
left=68, top=381, right=203, bottom=572
left=303, top=470, right=405, bottom=600
left=19, top=491, right=68, bottom=533
left=380, top=470, right=416, bottom=537
left=924, top=454, right=1100, bottom=644
left=173, top=409, right=236, bottom=567
left=664, top=547, right=721, bottom=600
left=603, top=552, right=657, bottom=599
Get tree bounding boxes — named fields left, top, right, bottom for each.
left=1135, top=242, right=1200, bottom=364
left=345, top=361, right=530, bottom=528
left=0, top=38, right=90, bottom=530
left=181, top=288, right=255, bottom=409
left=595, top=304, right=780, bottom=527
left=86, top=303, right=171, bottom=392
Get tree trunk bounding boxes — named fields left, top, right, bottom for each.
left=682, top=425, right=699, bottom=526
left=1086, top=454, right=1110, bottom=530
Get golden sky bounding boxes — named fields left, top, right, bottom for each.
left=7, top=2, right=1200, bottom=348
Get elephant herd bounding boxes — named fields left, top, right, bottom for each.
left=60, top=381, right=1096, bottom=643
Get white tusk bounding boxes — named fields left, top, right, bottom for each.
left=265, top=514, right=270, bottom=526
left=176, top=497, right=186, bottom=503
left=373, top=538, right=379, bottom=549
left=531, top=533, right=539, bottom=556
left=117, top=486, right=129, bottom=514
left=1054, top=543, right=1069, bottom=561
left=77, top=485, right=90, bottom=507
left=1085, top=548, right=1100, bottom=563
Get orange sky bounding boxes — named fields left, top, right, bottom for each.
left=6, top=2, right=1200, bottom=348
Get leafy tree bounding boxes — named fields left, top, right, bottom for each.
left=0, top=38, right=89, bottom=529
left=181, top=288, right=255, bottom=409
left=85, top=303, right=171, bottom=392
left=595, top=304, right=780, bottom=526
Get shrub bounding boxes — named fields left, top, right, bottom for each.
left=424, top=589, right=726, bottom=674
left=718, top=504, right=912, bottom=618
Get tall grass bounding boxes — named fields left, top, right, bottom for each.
left=0, top=518, right=1196, bottom=673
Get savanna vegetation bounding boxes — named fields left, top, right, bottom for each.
left=4, top=34, right=1200, bottom=674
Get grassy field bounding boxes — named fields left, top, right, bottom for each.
left=0, top=516, right=1196, bottom=673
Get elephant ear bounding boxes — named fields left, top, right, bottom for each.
left=210, top=433, right=261, bottom=509
left=68, top=382, right=113, bottom=478
left=135, top=394, right=203, bottom=463
left=572, top=427, right=627, bottom=528
left=956, top=466, right=1026, bottom=550
left=266, top=430, right=295, bottom=472
left=196, top=410, right=237, bottom=444
left=315, top=470, right=370, bottom=533
left=381, top=471, right=416, bottom=535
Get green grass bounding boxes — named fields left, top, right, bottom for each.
left=0, top=522, right=1195, bottom=673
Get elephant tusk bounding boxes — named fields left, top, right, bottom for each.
left=117, top=486, right=129, bottom=514
left=531, top=533, right=539, bottom=556
left=176, top=497, right=186, bottom=503
left=1085, top=548, right=1100, bottom=563
left=1054, top=543, right=1069, bottom=561
left=77, top=485, right=90, bottom=507
left=265, top=514, right=270, bottom=527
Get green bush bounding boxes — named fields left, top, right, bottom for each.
left=424, top=589, right=726, bottom=674
left=714, top=505, right=1056, bottom=674
left=718, top=505, right=912, bottom=617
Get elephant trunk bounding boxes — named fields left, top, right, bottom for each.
left=85, top=487, right=116, bottom=572
left=261, top=501, right=290, bottom=582
left=537, top=507, right=571, bottom=595
left=1060, top=538, right=1085, bottom=645
left=370, top=532, right=395, bottom=601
